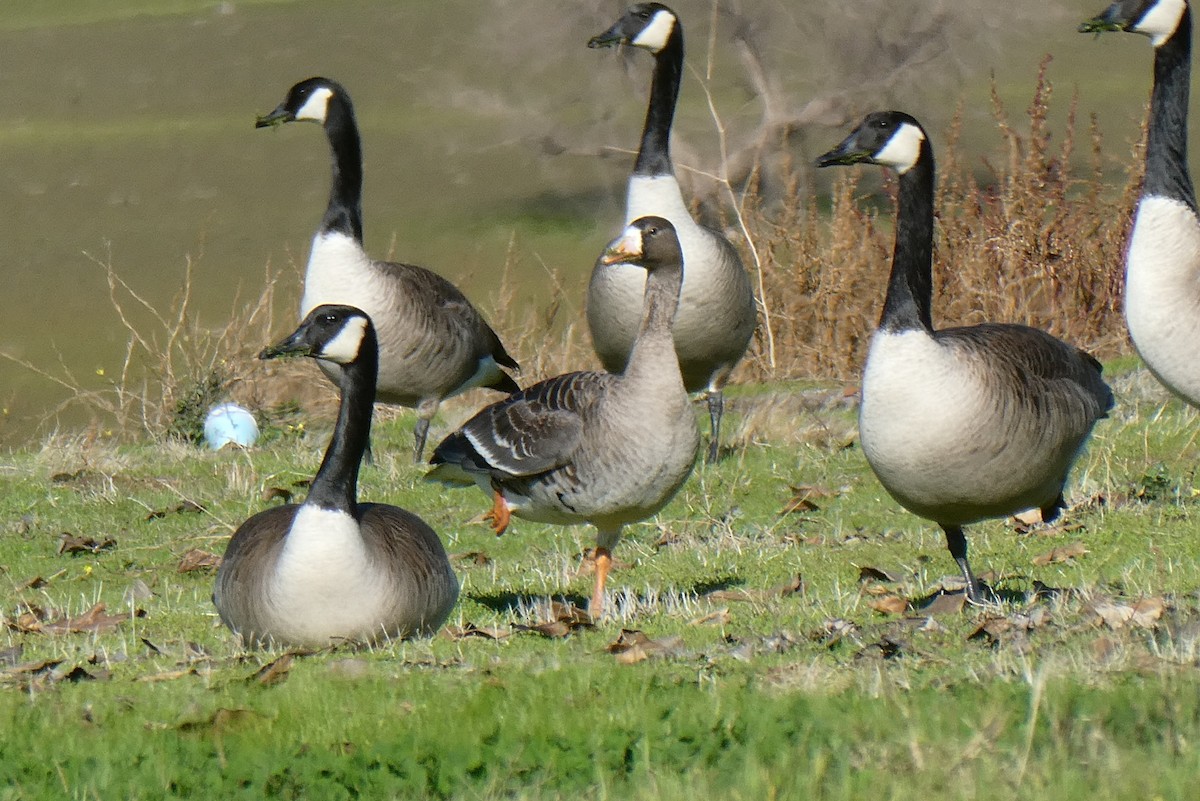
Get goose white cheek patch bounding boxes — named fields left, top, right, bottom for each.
left=296, top=86, right=334, bottom=123
left=632, top=10, right=676, bottom=53
left=874, top=123, right=925, bottom=174
left=319, top=315, right=368, bottom=364
left=1136, top=0, right=1187, bottom=45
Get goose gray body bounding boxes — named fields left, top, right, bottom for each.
left=818, top=112, right=1113, bottom=602
left=587, top=4, right=756, bottom=462
left=257, top=78, right=519, bottom=460
left=214, top=305, right=459, bottom=648
left=428, top=217, right=700, bottom=617
left=1083, top=0, right=1200, bottom=407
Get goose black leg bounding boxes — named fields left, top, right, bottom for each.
left=706, top=390, right=724, bottom=464
left=942, top=524, right=985, bottom=604
left=413, top=417, right=430, bottom=464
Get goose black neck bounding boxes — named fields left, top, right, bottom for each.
left=321, top=94, right=365, bottom=242
left=1144, top=8, right=1196, bottom=212
left=633, top=28, right=684, bottom=177
left=880, top=144, right=936, bottom=334
left=304, top=327, right=378, bottom=515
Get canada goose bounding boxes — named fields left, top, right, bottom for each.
left=426, top=216, right=700, bottom=618
left=213, top=305, right=459, bottom=648
left=587, top=3, right=756, bottom=463
left=816, top=112, right=1114, bottom=603
left=1081, top=0, right=1200, bottom=407
left=256, top=77, right=519, bottom=461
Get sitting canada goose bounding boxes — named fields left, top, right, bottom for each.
left=816, top=112, right=1114, bottom=603
left=587, top=3, right=756, bottom=463
left=213, top=305, right=459, bottom=648
left=1081, top=0, right=1200, bottom=407
left=426, top=216, right=700, bottom=618
left=256, top=77, right=519, bottom=461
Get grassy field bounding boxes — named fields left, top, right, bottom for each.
left=3, top=360, right=1200, bottom=799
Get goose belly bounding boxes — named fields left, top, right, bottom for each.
left=263, top=506, right=398, bottom=646
left=859, top=331, right=1069, bottom=525
left=510, top=396, right=699, bottom=527
left=1124, top=196, right=1200, bottom=407
left=302, top=233, right=479, bottom=405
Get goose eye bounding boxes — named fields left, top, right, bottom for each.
left=637, top=10, right=651, bottom=19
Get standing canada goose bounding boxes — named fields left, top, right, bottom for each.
left=256, top=77, right=520, bottom=461
left=816, top=112, right=1114, bottom=604
left=587, top=4, right=756, bottom=463
left=213, top=305, right=459, bottom=648
left=1081, top=0, right=1200, bottom=407
left=426, top=216, right=700, bottom=618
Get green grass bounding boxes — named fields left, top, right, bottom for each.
left=4, top=360, right=1200, bottom=798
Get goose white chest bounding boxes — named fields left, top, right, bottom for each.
left=300, top=231, right=385, bottom=317
left=859, top=330, right=996, bottom=504
left=1125, top=195, right=1200, bottom=406
left=265, top=505, right=393, bottom=644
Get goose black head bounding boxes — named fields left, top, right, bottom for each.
left=1080, top=0, right=1187, bottom=44
left=815, top=111, right=929, bottom=176
left=255, top=77, right=346, bottom=129
left=600, top=215, right=681, bottom=272
left=588, top=3, right=679, bottom=54
left=260, top=305, right=372, bottom=366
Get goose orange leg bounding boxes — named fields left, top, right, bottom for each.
left=589, top=547, right=612, bottom=620
left=483, top=490, right=511, bottom=536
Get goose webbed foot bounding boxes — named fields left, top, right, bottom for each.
left=483, top=490, right=511, bottom=536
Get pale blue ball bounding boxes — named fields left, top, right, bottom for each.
left=203, top=403, right=259, bottom=450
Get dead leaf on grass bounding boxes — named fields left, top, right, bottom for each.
left=443, top=622, right=511, bottom=640
left=919, top=592, right=967, bottom=616
left=261, top=486, right=294, bottom=504
left=15, top=603, right=134, bottom=635
left=513, top=601, right=593, bottom=638
left=137, top=668, right=199, bottom=683
left=1031, top=541, right=1089, bottom=566
left=868, top=596, right=909, bottom=615
left=779, top=484, right=837, bottom=516
left=249, top=653, right=294, bottom=687
left=1090, top=597, right=1166, bottom=631
left=858, top=565, right=906, bottom=583
left=607, top=629, right=685, bottom=664
left=689, top=608, right=732, bottom=626
left=175, top=707, right=264, bottom=733
left=57, top=533, right=116, bottom=556
left=145, top=500, right=205, bottom=521
left=706, top=574, right=805, bottom=603
left=450, top=551, right=493, bottom=566
left=177, top=549, right=222, bottom=573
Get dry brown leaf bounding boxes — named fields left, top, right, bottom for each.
left=176, top=707, right=264, bottom=733
left=1131, top=597, right=1166, bottom=628
left=145, top=500, right=205, bottom=521
left=607, top=629, right=685, bottom=664
left=920, top=592, right=967, bottom=616
left=779, top=484, right=834, bottom=516
left=249, top=653, right=294, bottom=687
left=689, top=608, right=732, bottom=626
left=1092, top=601, right=1135, bottom=630
left=1031, top=541, right=1089, bottom=566
left=177, top=548, right=222, bottom=573
left=261, top=486, right=294, bottom=504
left=443, top=623, right=511, bottom=640
left=2, top=658, right=62, bottom=677
left=868, top=596, right=909, bottom=615
left=137, top=668, right=199, bottom=683
left=57, top=533, right=116, bottom=556
left=450, top=551, right=493, bottom=566
left=858, top=565, right=905, bottom=583
left=706, top=575, right=804, bottom=604
left=22, top=603, right=131, bottom=635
